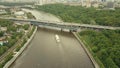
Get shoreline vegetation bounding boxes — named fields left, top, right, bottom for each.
left=79, top=30, right=120, bottom=68
left=0, top=25, right=36, bottom=68
left=35, top=4, right=120, bottom=27
left=0, top=8, right=36, bottom=67
left=0, top=19, right=35, bottom=68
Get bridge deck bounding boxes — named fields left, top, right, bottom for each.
left=1, top=18, right=120, bottom=30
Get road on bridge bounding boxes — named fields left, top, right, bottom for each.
left=10, top=28, right=94, bottom=68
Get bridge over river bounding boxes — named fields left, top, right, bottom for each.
left=2, top=9, right=100, bottom=68
left=1, top=17, right=120, bottom=32
left=9, top=28, right=94, bottom=68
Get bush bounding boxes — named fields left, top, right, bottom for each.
left=79, top=30, right=120, bottom=68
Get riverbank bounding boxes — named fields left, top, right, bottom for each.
left=78, top=30, right=120, bottom=68
left=72, top=32, right=100, bottom=68
left=3, top=26, right=37, bottom=68
left=2, top=7, right=62, bottom=68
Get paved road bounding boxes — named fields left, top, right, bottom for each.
left=10, top=28, right=94, bottom=68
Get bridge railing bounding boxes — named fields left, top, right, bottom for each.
left=0, top=17, right=120, bottom=30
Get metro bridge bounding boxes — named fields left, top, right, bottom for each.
left=1, top=18, right=120, bottom=32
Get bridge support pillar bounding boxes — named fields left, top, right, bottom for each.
left=69, top=30, right=72, bottom=33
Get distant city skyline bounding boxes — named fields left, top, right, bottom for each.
left=0, top=0, right=117, bottom=2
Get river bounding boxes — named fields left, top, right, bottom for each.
left=22, top=9, right=62, bottom=22
left=10, top=9, right=94, bottom=68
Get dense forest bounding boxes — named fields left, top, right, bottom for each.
left=79, top=30, right=120, bottom=68
left=36, top=4, right=120, bottom=27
